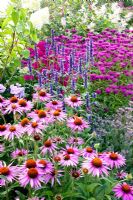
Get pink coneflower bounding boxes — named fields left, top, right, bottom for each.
left=0, top=162, right=18, bottom=185
left=37, top=159, right=53, bottom=173
left=46, top=100, right=63, bottom=110
left=116, top=171, right=127, bottom=179
left=4, top=103, right=22, bottom=115
left=40, top=139, right=57, bottom=155
left=104, top=152, right=126, bottom=168
left=67, top=137, right=84, bottom=146
left=29, top=110, right=52, bottom=124
left=0, top=125, right=7, bottom=136
left=50, top=109, right=67, bottom=122
left=82, top=156, right=109, bottom=177
left=60, top=154, right=78, bottom=167
left=4, top=124, right=21, bottom=140
left=70, top=169, right=82, bottom=179
left=81, top=147, right=96, bottom=158
left=33, top=90, right=51, bottom=102
left=26, top=121, right=45, bottom=136
left=0, top=144, right=4, bottom=153
left=67, top=116, right=89, bottom=132
left=52, top=136, right=64, bottom=144
left=19, top=118, right=30, bottom=134
left=113, top=182, right=133, bottom=200
left=11, top=148, right=28, bottom=159
left=20, top=159, right=43, bottom=173
left=64, top=95, right=82, bottom=108
left=17, top=99, right=33, bottom=112
left=19, top=167, right=44, bottom=188
left=44, top=169, right=63, bottom=186
left=4, top=96, right=19, bottom=106
left=0, top=95, right=5, bottom=108
left=62, top=145, right=80, bottom=156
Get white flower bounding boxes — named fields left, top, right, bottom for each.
left=21, top=0, right=41, bottom=11
left=10, top=84, right=25, bottom=97
left=87, top=22, right=95, bottom=31
left=19, top=67, right=29, bottom=74
left=0, top=0, right=10, bottom=18
left=30, top=7, right=49, bottom=30
left=61, top=17, right=66, bottom=26
left=0, top=84, right=6, bottom=93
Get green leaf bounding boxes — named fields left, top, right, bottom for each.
left=87, top=183, right=100, bottom=193
left=21, top=50, right=30, bottom=58
left=12, top=10, right=19, bottom=25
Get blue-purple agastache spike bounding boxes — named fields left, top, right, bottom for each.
left=89, top=38, right=94, bottom=66
left=38, top=73, right=42, bottom=87
left=28, top=58, right=32, bottom=75
left=34, top=44, right=38, bottom=63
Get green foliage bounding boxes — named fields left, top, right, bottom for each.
left=0, top=2, right=38, bottom=84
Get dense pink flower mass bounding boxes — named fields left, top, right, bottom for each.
left=22, top=29, right=133, bottom=100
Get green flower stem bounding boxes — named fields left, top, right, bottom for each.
left=0, top=112, right=6, bottom=124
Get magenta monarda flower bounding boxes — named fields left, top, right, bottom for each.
left=104, top=152, right=126, bottom=168
left=64, top=95, right=82, bottom=108
left=11, top=148, right=28, bottom=159
left=81, top=147, right=96, bottom=158
left=0, top=162, right=18, bottom=185
left=40, top=139, right=57, bottom=155
left=50, top=109, right=67, bottom=122
left=19, top=167, right=44, bottom=188
left=67, top=116, right=89, bottom=132
left=46, top=100, right=63, bottom=110
left=82, top=156, right=109, bottom=177
left=4, top=124, right=22, bottom=140
left=113, top=182, right=133, bottom=200
left=33, top=90, right=51, bottom=102
left=60, top=154, right=78, bottom=167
